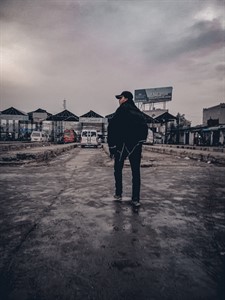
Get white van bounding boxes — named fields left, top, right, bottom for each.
left=31, top=131, right=48, bottom=142
left=80, top=130, right=98, bottom=148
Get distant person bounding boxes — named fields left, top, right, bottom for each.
left=107, top=91, right=148, bottom=208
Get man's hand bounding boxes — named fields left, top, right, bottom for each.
left=110, top=153, right=115, bottom=159
left=109, top=146, right=117, bottom=159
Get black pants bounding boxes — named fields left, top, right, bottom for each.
left=114, top=144, right=142, bottom=200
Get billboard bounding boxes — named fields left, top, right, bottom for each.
left=135, top=86, right=173, bottom=103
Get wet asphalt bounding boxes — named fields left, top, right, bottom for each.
left=0, top=147, right=225, bottom=300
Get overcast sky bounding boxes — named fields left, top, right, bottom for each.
left=1, top=0, right=224, bottom=125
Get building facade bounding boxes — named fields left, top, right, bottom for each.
left=203, top=103, right=225, bottom=125
left=0, top=107, right=29, bottom=140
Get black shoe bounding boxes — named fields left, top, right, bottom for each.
left=114, top=194, right=122, bottom=201
left=131, top=199, right=140, bottom=207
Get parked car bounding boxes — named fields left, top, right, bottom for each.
left=80, top=129, right=98, bottom=148
left=31, top=131, right=48, bottom=142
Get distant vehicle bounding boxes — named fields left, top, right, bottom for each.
left=31, top=131, right=48, bottom=142
left=63, top=129, right=77, bottom=143
left=80, top=129, right=98, bottom=148
left=144, top=129, right=154, bottom=145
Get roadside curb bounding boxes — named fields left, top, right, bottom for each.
left=0, top=143, right=78, bottom=165
left=144, top=145, right=225, bottom=165
left=0, top=142, right=52, bottom=153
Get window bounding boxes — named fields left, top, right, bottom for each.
left=32, top=132, right=41, bottom=137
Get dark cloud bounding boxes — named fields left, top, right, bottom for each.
left=188, top=19, right=224, bottom=49
left=144, top=18, right=224, bottom=63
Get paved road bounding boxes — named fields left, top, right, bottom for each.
left=0, top=147, right=225, bottom=300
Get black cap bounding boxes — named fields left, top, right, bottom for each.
left=115, top=91, right=133, bottom=100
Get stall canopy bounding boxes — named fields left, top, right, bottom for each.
left=47, top=109, right=79, bottom=121
left=1, top=107, right=27, bottom=116
left=80, top=110, right=103, bottom=118
left=154, top=112, right=177, bottom=123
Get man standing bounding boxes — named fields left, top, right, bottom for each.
left=107, top=91, right=148, bottom=208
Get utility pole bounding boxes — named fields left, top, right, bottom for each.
left=63, top=99, right=66, bottom=110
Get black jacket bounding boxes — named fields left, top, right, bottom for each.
left=107, top=100, right=148, bottom=153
